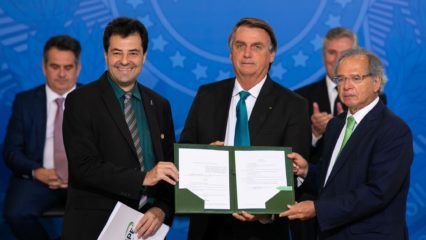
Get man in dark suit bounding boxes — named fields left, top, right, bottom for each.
left=62, top=17, right=178, bottom=239
left=295, top=27, right=358, bottom=164
left=180, top=17, right=311, bottom=240
left=3, top=35, right=81, bottom=240
left=280, top=48, right=413, bottom=240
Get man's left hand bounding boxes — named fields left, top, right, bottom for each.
left=279, top=201, right=316, bottom=221
left=134, top=207, right=165, bottom=239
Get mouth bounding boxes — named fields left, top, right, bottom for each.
left=114, top=64, right=136, bottom=73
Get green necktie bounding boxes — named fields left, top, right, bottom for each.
left=339, top=116, right=356, bottom=154
left=234, top=91, right=251, bottom=146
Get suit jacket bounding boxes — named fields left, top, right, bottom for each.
left=180, top=76, right=311, bottom=240
left=3, top=85, right=48, bottom=178
left=62, top=72, right=175, bottom=239
left=302, top=101, right=413, bottom=240
left=295, top=78, right=387, bottom=165
left=3, top=84, right=81, bottom=177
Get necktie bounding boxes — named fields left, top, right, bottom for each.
left=123, top=92, right=144, bottom=171
left=339, top=116, right=356, bottom=154
left=124, top=92, right=147, bottom=208
left=53, top=97, right=68, bottom=181
left=234, top=91, right=250, bottom=146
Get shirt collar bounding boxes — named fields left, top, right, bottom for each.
left=232, top=75, right=267, bottom=98
left=346, top=97, right=379, bottom=124
left=45, top=84, right=76, bottom=102
left=326, top=75, right=337, bottom=92
left=107, top=75, right=141, bottom=101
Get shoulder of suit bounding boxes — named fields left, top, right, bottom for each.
left=137, top=82, right=169, bottom=104
left=14, top=84, right=45, bottom=100
left=268, top=79, right=308, bottom=104
left=194, top=78, right=234, bottom=95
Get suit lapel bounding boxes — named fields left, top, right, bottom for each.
left=139, top=84, right=163, bottom=161
left=319, top=115, right=345, bottom=188
left=318, top=79, right=332, bottom=114
left=323, top=102, right=384, bottom=187
left=214, top=79, right=234, bottom=140
left=99, top=75, right=138, bottom=158
left=249, top=76, right=276, bottom=141
left=35, top=86, right=47, bottom=153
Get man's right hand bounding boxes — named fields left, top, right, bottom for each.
left=288, top=152, right=308, bottom=178
left=143, top=162, right=179, bottom=186
left=311, top=102, right=332, bottom=137
left=33, top=168, right=67, bottom=189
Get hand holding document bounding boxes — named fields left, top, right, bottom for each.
left=175, top=144, right=295, bottom=214
left=98, top=201, right=169, bottom=240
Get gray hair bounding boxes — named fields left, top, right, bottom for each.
left=323, top=27, right=358, bottom=49
left=333, top=48, right=387, bottom=93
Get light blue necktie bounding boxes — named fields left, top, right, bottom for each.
left=234, top=91, right=251, bottom=146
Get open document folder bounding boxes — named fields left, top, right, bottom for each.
left=98, top=201, right=169, bottom=240
left=174, top=144, right=295, bottom=214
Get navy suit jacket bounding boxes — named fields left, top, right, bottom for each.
left=302, top=100, right=413, bottom=240
left=4, top=85, right=46, bottom=178
left=3, top=84, right=72, bottom=178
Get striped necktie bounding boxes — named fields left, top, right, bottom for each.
left=124, top=92, right=144, bottom=171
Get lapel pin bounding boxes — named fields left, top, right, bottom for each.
left=269, top=106, right=272, bottom=110
left=150, top=99, right=154, bottom=106
left=160, top=133, right=165, bottom=139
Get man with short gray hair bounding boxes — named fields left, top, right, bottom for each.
left=281, top=48, right=413, bottom=240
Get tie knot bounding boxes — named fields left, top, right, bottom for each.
left=346, top=116, right=356, bottom=129
left=239, top=91, right=250, bottom=101
left=124, top=92, right=132, bottom=100
left=55, top=97, right=65, bottom=107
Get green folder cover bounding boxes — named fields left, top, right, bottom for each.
left=174, top=143, right=295, bottom=214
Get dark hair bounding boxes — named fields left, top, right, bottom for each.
left=228, top=17, right=277, bottom=52
left=103, top=17, right=149, bottom=53
left=43, top=35, right=81, bottom=65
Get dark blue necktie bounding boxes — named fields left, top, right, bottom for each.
left=234, top=91, right=251, bottom=146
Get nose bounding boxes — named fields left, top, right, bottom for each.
left=243, top=47, right=252, bottom=58
left=120, top=54, right=129, bottom=64
left=342, top=77, right=353, bottom=90
left=58, top=67, right=66, bottom=78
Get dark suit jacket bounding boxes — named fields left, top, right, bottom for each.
left=180, top=76, right=311, bottom=240
left=302, top=101, right=413, bottom=240
left=296, top=78, right=387, bottom=165
left=3, top=83, right=81, bottom=176
left=62, top=72, right=175, bottom=239
left=3, top=85, right=48, bottom=178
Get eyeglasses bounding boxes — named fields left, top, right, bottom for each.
left=333, top=73, right=372, bottom=84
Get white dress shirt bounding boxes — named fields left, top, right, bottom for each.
left=323, top=97, right=380, bottom=185
left=42, top=85, right=76, bottom=169
left=224, top=76, right=266, bottom=146
left=311, top=76, right=338, bottom=146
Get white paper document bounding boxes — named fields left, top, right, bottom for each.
left=235, top=150, right=287, bottom=209
left=98, top=201, right=169, bottom=240
left=178, top=148, right=230, bottom=209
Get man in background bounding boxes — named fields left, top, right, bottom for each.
left=3, top=35, right=81, bottom=240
